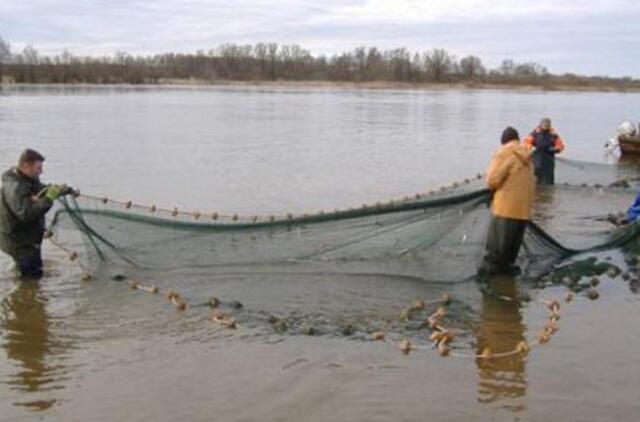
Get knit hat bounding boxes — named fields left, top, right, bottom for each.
left=501, top=126, right=519, bottom=144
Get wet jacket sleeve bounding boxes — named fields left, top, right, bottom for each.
left=486, top=150, right=514, bottom=190
left=2, top=181, right=53, bottom=223
left=523, top=134, right=535, bottom=150
left=553, top=135, right=565, bottom=153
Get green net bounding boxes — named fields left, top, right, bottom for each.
left=47, top=158, right=640, bottom=284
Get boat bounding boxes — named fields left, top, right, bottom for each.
left=606, top=121, right=640, bottom=155
left=618, top=134, right=640, bottom=155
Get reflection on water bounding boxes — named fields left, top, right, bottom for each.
left=1, top=280, right=65, bottom=411
left=475, top=275, right=527, bottom=412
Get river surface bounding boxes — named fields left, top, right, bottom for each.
left=1, top=85, right=640, bottom=421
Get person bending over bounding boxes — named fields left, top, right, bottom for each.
left=0, top=149, right=71, bottom=278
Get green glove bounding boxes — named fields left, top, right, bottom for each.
left=45, top=185, right=62, bottom=201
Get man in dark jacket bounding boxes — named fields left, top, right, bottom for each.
left=523, top=118, right=565, bottom=185
left=0, top=149, right=65, bottom=278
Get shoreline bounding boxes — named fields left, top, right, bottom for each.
left=3, top=79, right=640, bottom=94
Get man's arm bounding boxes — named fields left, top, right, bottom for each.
left=553, top=135, right=565, bottom=153
left=3, top=183, right=53, bottom=223
left=486, top=150, right=514, bottom=191
left=523, top=133, right=536, bottom=150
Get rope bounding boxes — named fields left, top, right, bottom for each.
left=76, top=173, right=487, bottom=223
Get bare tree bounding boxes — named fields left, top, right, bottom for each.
left=0, top=41, right=636, bottom=89
left=424, top=48, right=455, bottom=82
left=459, top=55, right=485, bottom=80
left=0, top=35, right=10, bottom=81
left=22, top=45, right=39, bottom=64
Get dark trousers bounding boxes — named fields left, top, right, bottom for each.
left=534, top=159, right=555, bottom=185
left=15, top=248, right=44, bottom=279
left=482, top=216, right=528, bottom=274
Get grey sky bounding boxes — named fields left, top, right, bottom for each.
left=1, top=0, right=639, bottom=77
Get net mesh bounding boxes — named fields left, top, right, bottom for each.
left=47, top=158, right=640, bottom=283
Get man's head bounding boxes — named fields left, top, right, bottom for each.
left=17, top=148, right=45, bottom=179
left=501, top=126, right=519, bottom=144
left=540, top=117, right=552, bottom=132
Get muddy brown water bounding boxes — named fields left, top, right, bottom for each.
left=1, top=85, right=640, bottom=421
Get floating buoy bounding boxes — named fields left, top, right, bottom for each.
left=399, top=338, right=413, bottom=355
left=430, top=331, right=445, bottom=342
left=102, top=197, right=108, bottom=204
left=413, top=299, right=425, bottom=310
left=591, top=277, right=600, bottom=287
left=438, top=343, right=450, bottom=357
left=434, top=306, right=447, bottom=319
left=212, top=311, right=236, bottom=328
left=544, top=299, right=561, bottom=312
left=545, top=321, right=559, bottom=334
left=371, top=332, right=385, bottom=341
left=150, top=205, right=156, bottom=212
left=538, top=331, right=551, bottom=344
left=212, top=212, right=219, bottom=220
left=143, top=285, right=159, bottom=294
left=479, top=347, right=493, bottom=359
left=164, top=290, right=179, bottom=300
left=172, top=296, right=187, bottom=311
left=516, top=340, right=530, bottom=354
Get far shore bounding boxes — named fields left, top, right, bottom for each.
left=3, top=78, right=640, bottom=94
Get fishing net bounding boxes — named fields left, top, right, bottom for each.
left=46, top=158, right=640, bottom=284
left=35, top=157, right=640, bottom=363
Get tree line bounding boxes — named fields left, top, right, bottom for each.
left=1, top=36, right=638, bottom=90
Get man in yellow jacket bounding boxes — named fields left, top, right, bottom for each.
left=482, top=127, right=535, bottom=275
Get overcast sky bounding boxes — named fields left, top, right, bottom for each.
left=1, top=0, right=639, bottom=77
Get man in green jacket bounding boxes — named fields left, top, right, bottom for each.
left=0, top=149, right=67, bottom=278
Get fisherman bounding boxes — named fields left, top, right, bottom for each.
left=523, top=117, right=565, bottom=185
left=0, top=149, right=71, bottom=278
left=482, top=127, right=535, bottom=275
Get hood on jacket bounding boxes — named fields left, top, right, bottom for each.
left=503, top=141, right=532, bottom=166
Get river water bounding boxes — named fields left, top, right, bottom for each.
left=1, top=85, right=640, bottom=421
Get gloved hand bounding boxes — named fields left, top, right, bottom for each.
left=544, top=145, right=557, bottom=154
left=45, top=184, right=62, bottom=201
left=59, top=184, right=76, bottom=196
